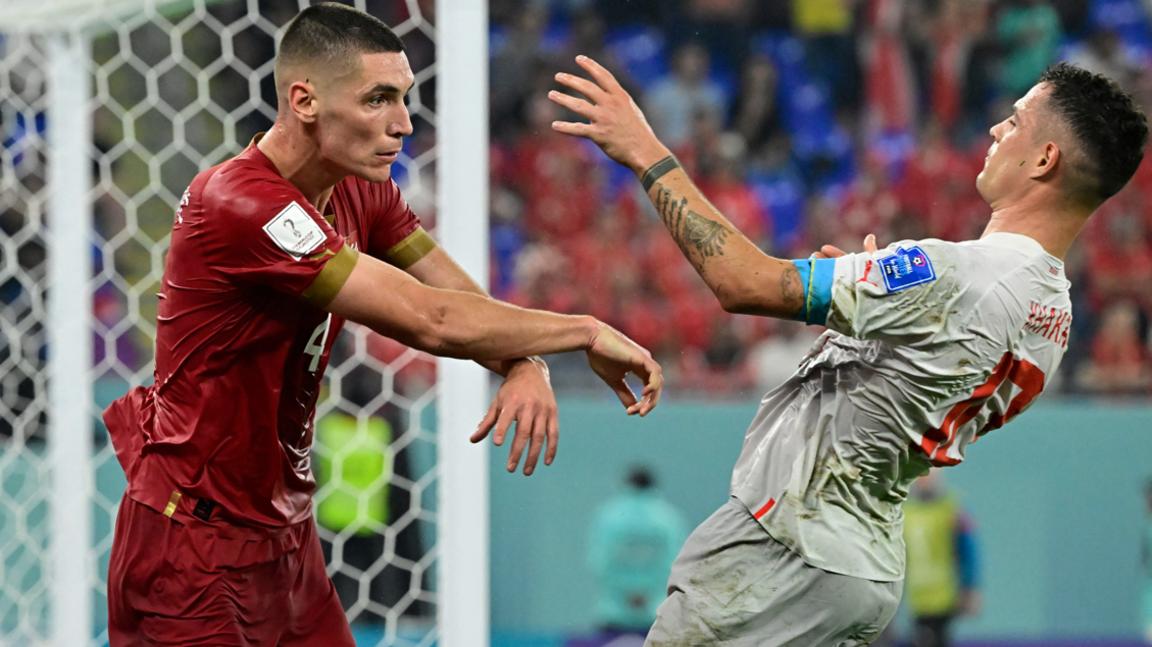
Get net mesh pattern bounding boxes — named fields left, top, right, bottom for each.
left=0, top=1, right=440, bottom=643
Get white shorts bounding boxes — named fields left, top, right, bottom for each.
left=645, top=498, right=901, bottom=647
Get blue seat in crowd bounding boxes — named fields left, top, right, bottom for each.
left=750, top=169, right=807, bottom=253
left=490, top=221, right=525, bottom=298
left=606, top=25, right=668, bottom=90
left=1090, top=0, right=1152, bottom=60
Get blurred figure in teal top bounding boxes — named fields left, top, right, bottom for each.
left=587, top=466, right=688, bottom=634
left=1142, top=479, right=1152, bottom=643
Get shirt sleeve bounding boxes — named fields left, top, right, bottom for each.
left=818, top=241, right=958, bottom=343
left=202, top=171, right=346, bottom=297
left=362, top=178, right=433, bottom=268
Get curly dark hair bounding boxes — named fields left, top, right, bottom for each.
left=1038, top=62, right=1148, bottom=204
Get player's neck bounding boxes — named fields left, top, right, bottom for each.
left=981, top=200, right=1090, bottom=261
left=256, top=125, right=341, bottom=213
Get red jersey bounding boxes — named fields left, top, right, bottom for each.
left=104, top=142, right=424, bottom=538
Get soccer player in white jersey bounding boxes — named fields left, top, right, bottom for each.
left=548, top=59, right=1148, bottom=644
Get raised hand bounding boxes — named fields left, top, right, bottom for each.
left=470, top=357, right=559, bottom=476
left=548, top=56, right=671, bottom=174
left=585, top=322, right=663, bottom=417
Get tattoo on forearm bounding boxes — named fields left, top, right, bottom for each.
left=781, top=265, right=805, bottom=315
left=653, top=185, right=731, bottom=261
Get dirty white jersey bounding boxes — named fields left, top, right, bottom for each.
left=730, top=233, right=1071, bottom=581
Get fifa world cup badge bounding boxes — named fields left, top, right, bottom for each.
left=878, top=246, right=937, bottom=293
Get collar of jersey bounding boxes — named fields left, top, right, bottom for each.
left=977, top=232, right=1059, bottom=263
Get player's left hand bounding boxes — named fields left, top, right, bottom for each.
left=470, top=357, right=559, bottom=476
left=548, top=56, right=671, bottom=174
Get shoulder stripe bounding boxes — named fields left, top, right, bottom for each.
left=301, top=245, right=359, bottom=308
left=385, top=226, right=437, bottom=269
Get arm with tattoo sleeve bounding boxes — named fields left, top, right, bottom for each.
left=644, top=166, right=806, bottom=317
left=545, top=56, right=806, bottom=319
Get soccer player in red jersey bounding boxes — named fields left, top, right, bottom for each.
left=103, top=5, right=663, bottom=645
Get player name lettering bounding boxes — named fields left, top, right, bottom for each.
left=1023, top=301, right=1071, bottom=348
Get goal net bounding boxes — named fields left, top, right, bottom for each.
left=0, top=1, right=465, bottom=644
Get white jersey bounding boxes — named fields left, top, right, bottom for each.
left=730, top=233, right=1071, bottom=581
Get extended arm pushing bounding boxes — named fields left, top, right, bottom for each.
left=548, top=56, right=810, bottom=319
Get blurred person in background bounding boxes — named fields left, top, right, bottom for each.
left=644, top=43, right=729, bottom=150
left=861, top=0, right=918, bottom=134
left=1074, top=301, right=1152, bottom=393
left=998, top=0, right=1064, bottom=99
left=491, top=4, right=551, bottom=137
left=730, top=53, right=781, bottom=154
left=512, top=93, right=601, bottom=241
left=903, top=470, right=982, bottom=647
left=1068, top=29, right=1142, bottom=91
left=792, top=0, right=861, bottom=115
left=314, top=406, right=393, bottom=622
left=674, top=0, right=752, bottom=70
left=587, top=466, right=688, bottom=637
left=1085, top=211, right=1152, bottom=316
left=925, top=0, right=992, bottom=135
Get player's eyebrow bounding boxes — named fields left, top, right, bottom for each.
left=365, top=82, right=415, bottom=97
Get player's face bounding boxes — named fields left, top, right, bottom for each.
left=976, top=83, right=1050, bottom=204
left=316, top=51, right=415, bottom=183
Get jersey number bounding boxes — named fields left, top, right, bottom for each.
left=921, top=353, right=1045, bottom=465
left=304, top=315, right=332, bottom=373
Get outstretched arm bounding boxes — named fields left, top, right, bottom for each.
left=549, top=56, right=806, bottom=318
left=304, top=246, right=662, bottom=414
left=405, top=246, right=544, bottom=377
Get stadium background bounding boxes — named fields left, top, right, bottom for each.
left=3, top=0, right=1152, bottom=644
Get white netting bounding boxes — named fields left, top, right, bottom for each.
left=0, top=1, right=441, bottom=644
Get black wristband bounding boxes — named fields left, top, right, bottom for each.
left=640, top=156, right=681, bottom=192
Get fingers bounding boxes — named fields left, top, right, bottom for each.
left=552, top=72, right=607, bottom=104
left=820, top=244, right=847, bottom=258
left=639, top=363, right=664, bottom=416
left=626, top=360, right=663, bottom=416
left=607, top=376, right=640, bottom=412
left=574, top=55, right=624, bottom=94
left=863, top=234, right=878, bottom=253
left=521, top=412, right=547, bottom=476
left=505, top=415, right=532, bottom=473
left=471, top=402, right=499, bottom=443
left=547, top=90, right=596, bottom=119
left=551, top=120, right=594, bottom=138
left=492, top=405, right=515, bottom=447
left=543, top=410, right=559, bottom=467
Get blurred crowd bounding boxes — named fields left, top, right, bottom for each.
left=484, top=0, right=1152, bottom=396
left=9, top=0, right=1152, bottom=438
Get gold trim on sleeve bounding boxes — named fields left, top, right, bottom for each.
left=384, top=227, right=437, bottom=270
left=301, top=245, right=360, bottom=308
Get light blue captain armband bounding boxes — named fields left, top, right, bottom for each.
left=789, top=257, right=835, bottom=325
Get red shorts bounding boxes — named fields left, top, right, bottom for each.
left=107, top=494, right=355, bottom=647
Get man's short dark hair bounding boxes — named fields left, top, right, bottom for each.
left=277, top=3, right=405, bottom=79
left=1038, top=62, right=1148, bottom=204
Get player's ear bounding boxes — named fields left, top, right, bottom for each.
left=1031, top=141, right=1061, bottom=181
left=287, top=80, right=319, bottom=124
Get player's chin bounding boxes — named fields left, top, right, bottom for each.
left=356, top=159, right=395, bottom=183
